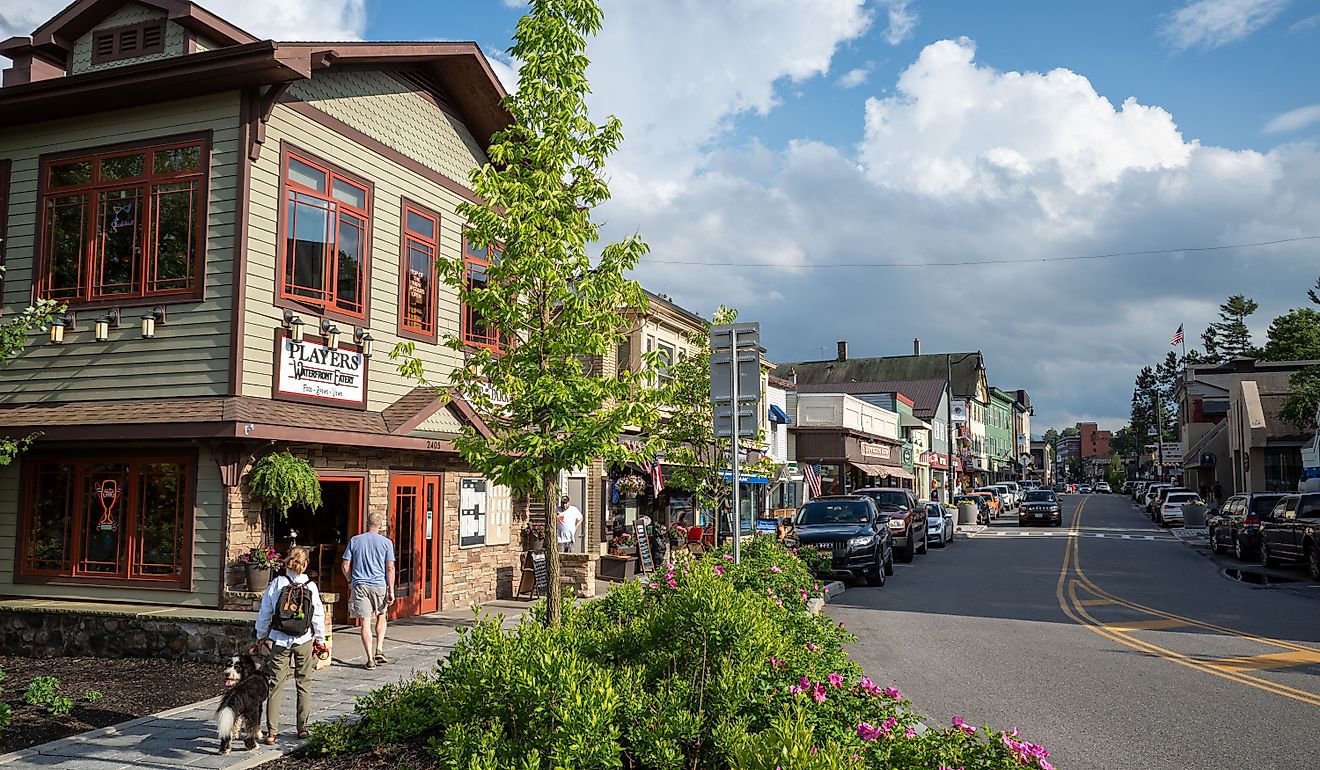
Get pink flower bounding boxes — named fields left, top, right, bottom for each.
left=1040, top=761, right=1054, bottom=770
left=722, top=553, right=734, bottom=561
left=648, top=582, right=659, bottom=589
left=775, top=598, right=783, bottom=607
left=904, top=727, right=917, bottom=738
left=806, top=643, right=819, bottom=652
left=788, top=684, right=803, bottom=695
left=827, top=673, right=844, bottom=688
left=666, top=578, right=678, bottom=589
left=811, top=683, right=828, bottom=703
left=770, top=565, right=782, bottom=573
left=859, top=675, right=875, bottom=690
left=856, top=722, right=882, bottom=741
left=769, top=656, right=784, bottom=667
left=714, top=565, right=726, bottom=576
left=951, top=716, right=977, bottom=736
left=799, top=676, right=812, bottom=689
left=883, top=686, right=901, bottom=699
left=881, top=717, right=898, bottom=736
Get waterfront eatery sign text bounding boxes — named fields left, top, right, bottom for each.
left=277, top=336, right=366, bottom=406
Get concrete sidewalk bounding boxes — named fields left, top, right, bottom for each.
left=0, top=599, right=534, bottom=770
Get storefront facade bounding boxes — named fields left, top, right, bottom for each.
left=0, top=1, right=521, bottom=616
left=793, top=429, right=908, bottom=494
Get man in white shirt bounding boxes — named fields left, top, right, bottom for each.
left=556, top=495, right=582, bottom=552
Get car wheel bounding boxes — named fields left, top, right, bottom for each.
left=1306, top=542, right=1320, bottom=582
left=897, top=532, right=915, bottom=563
left=865, top=550, right=886, bottom=586
left=1260, top=540, right=1278, bottom=568
left=1234, top=535, right=1248, bottom=561
left=1209, top=527, right=1224, bottom=554
left=916, top=528, right=928, bottom=555
left=884, top=551, right=895, bottom=576
left=934, top=529, right=946, bottom=548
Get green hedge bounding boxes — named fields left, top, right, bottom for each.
left=309, top=538, right=1052, bottom=769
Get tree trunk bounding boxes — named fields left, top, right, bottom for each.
left=543, top=472, right=562, bottom=628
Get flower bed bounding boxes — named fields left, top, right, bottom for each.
left=305, top=537, right=1051, bottom=769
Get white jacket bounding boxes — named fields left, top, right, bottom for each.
left=255, top=572, right=326, bottom=648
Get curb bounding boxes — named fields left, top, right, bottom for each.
left=807, top=580, right=847, bottom=614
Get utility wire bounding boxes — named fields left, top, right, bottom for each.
left=639, top=235, right=1320, bottom=268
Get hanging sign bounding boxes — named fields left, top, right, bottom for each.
left=276, top=335, right=366, bottom=406
left=950, top=400, right=968, bottom=422
left=95, top=479, right=120, bottom=532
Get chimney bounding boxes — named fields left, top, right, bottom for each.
left=836, top=340, right=848, bottom=361
left=788, top=367, right=798, bottom=385
left=913, top=338, right=921, bottom=355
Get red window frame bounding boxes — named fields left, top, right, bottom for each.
left=461, top=234, right=507, bottom=351
left=19, top=456, right=194, bottom=588
left=398, top=199, right=439, bottom=342
left=36, top=136, right=208, bottom=307
left=277, top=146, right=372, bottom=323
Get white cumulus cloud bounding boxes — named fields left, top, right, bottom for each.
left=1161, top=0, right=1288, bottom=50
left=836, top=64, right=873, bottom=88
left=885, top=1, right=919, bottom=45
left=1263, top=104, right=1320, bottom=133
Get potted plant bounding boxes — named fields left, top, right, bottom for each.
left=247, top=451, right=322, bottom=523
left=609, top=531, right=638, bottom=556
left=522, top=521, right=548, bottom=551
left=666, top=524, right=689, bottom=550
left=615, top=474, right=647, bottom=499
left=237, top=545, right=281, bottom=592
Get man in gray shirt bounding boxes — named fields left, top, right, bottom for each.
left=340, top=512, right=395, bottom=670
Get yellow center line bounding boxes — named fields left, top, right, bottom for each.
left=1056, top=497, right=1320, bottom=708
left=1209, top=649, right=1320, bottom=673
left=1102, top=618, right=1189, bottom=632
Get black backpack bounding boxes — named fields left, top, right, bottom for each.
left=275, top=578, right=314, bottom=636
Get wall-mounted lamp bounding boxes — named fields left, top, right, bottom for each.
left=282, top=309, right=305, bottom=343
left=49, top=311, right=76, bottom=345
left=94, top=308, right=120, bottom=342
left=321, top=319, right=341, bottom=349
left=140, top=306, right=166, bottom=339
left=354, top=327, right=374, bottom=358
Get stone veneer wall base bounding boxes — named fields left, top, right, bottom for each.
left=0, top=607, right=253, bottom=664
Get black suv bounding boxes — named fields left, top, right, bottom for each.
left=1207, top=493, right=1286, bottom=560
left=788, top=496, right=895, bottom=586
left=1019, top=489, right=1062, bottom=527
left=1259, top=493, right=1320, bottom=580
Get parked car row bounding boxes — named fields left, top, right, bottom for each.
left=1129, top=482, right=1320, bottom=581
left=786, top=487, right=959, bottom=587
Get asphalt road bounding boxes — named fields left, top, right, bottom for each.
left=826, top=492, right=1320, bottom=770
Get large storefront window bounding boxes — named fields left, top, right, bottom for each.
left=21, top=458, right=192, bottom=586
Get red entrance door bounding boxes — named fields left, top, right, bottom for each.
left=389, top=475, right=442, bottom=618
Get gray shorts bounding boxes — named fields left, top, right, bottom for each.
left=349, top=584, right=388, bottom=618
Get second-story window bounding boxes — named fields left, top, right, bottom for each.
left=280, top=150, right=370, bottom=320
left=461, top=235, right=505, bottom=350
left=657, top=341, right=675, bottom=385
left=399, top=202, right=438, bottom=339
left=39, top=138, right=205, bottom=304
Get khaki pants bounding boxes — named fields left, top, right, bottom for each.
left=266, top=640, right=314, bottom=734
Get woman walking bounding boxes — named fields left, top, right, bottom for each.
left=255, top=546, right=327, bottom=742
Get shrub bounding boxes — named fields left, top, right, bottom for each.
left=47, top=696, right=75, bottom=717
left=0, top=668, right=9, bottom=734
left=308, top=539, right=1052, bottom=770
left=23, top=676, right=59, bottom=706
left=83, top=690, right=103, bottom=703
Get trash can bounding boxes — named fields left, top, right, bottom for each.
left=957, top=502, right=979, bottom=525
left=1182, top=501, right=1209, bottom=529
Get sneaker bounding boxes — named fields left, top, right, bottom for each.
left=375, top=653, right=389, bottom=664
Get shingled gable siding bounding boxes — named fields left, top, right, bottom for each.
left=70, top=3, right=188, bottom=75
left=0, top=444, right=225, bottom=607
left=0, top=92, right=241, bottom=404
left=241, top=84, right=490, bottom=412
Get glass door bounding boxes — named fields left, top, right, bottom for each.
left=389, top=475, right=442, bottom=618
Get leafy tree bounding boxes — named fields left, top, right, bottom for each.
left=1308, top=275, right=1320, bottom=307
left=399, top=0, right=658, bottom=627
left=1279, top=367, right=1320, bottom=429
left=652, top=306, right=775, bottom=539
left=1, top=298, right=62, bottom=466
left=1042, top=428, right=1060, bottom=446
left=1260, top=307, right=1320, bottom=362
left=1060, top=426, right=1079, bottom=438
left=1200, top=294, right=1259, bottom=362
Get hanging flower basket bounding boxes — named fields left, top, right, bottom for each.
left=616, top=474, right=647, bottom=498
left=247, top=451, right=322, bottom=519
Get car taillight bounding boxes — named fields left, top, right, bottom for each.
left=1243, top=514, right=1258, bottom=526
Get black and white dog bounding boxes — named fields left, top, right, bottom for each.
left=216, top=641, right=271, bottom=754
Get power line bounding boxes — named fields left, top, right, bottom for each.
left=640, top=235, right=1320, bottom=269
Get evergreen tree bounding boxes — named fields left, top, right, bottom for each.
left=1131, top=366, right=1160, bottom=445
left=1155, top=351, right=1182, bottom=440
left=1200, top=294, right=1259, bottom=362
left=1260, top=308, right=1320, bottom=362
left=1308, top=275, right=1320, bottom=307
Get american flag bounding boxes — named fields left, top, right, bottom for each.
left=1171, top=324, right=1184, bottom=346
left=803, top=462, right=822, bottom=498
left=649, top=460, right=665, bottom=494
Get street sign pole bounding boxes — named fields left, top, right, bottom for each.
left=730, top=326, right=741, bottom=564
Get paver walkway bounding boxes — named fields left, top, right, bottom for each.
left=0, top=600, right=533, bottom=770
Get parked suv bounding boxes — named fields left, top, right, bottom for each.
left=993, top=483, right=1018, bottom=511
left=788, top=496, right=895, bottom=586
left=1259, top=493, right=1320, bottom=580
left=1208, top=493, right=1286, bottom=560
left=854, top=487, right=927, bottom=563
left=1158, top=492, right=1200, bottom=527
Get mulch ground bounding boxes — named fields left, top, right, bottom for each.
left=0, top=655, right=222, bottom=754
left=260, top=739, right=433, bottom=770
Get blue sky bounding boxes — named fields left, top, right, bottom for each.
left=6, top=0, right=1319, bottom=432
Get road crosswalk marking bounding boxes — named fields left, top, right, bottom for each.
left=972, top=530, right=1175, bottom=541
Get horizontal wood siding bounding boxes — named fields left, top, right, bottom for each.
left=243, top=77, right=490, bottom=411
left=0, top=446, right=224, bottom=607
left=0, top=92, right=240, bottom=405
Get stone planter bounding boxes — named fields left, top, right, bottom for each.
left=244, top=564, right=272, bottom=593
left=598, top=554, right=637, bottom=582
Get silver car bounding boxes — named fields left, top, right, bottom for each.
left=924, top=501, right=955, bottom=547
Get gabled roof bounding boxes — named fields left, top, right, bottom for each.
left=0, top=1, right=511, bottom=149
left=793, top=378, right=948, bottom=420
left=773, top=353, right=985, bottom=401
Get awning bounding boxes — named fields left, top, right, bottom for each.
left=768, top=404, right=793, bottom=425
left=899, top=413, right=928, bottom=430
left=884, top=466, right=916, bottom=481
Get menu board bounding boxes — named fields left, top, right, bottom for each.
left=634, top=522, right=655, bottom=575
